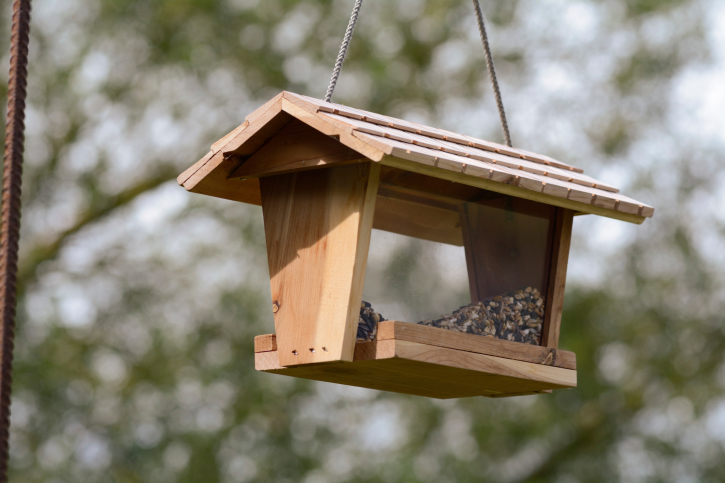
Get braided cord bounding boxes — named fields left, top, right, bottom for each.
left=472, top=0, right=512, bottom=147
left=324, top=0, right=363, bottom=103
left=0, top=0, right=32, bottom=478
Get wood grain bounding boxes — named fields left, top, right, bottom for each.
left=255, top=323, right=576, bottom=370
left=261, top=162, right=380, bottom=366
left=393, top=340, right=576, bottom=388
left=541, top=208, right=574, bottom=348
left=229, top=118, right=365, bottom=179
left=280, top=96, right=387, bottom=162
left=373, top=185, right=463, bottom=246
left=376, top=152, right=649, bottom=224
left=179, top=91, right=653, bottom=224
left=376, top=321, right=576, bottom=370
left=254, top=334, right=576, bottom=398
left=254, top=334, right=277, bottom=353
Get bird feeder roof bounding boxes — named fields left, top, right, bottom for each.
left=179, top=91, right=654, bottom=224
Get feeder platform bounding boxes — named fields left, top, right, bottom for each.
left=255, top=321, right=576, bottom=399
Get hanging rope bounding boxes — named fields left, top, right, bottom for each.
left=324, top=0, right=363, bottom=103
left=472, top=0, right=512, bottom=147
left=324, top=0, right=512, bottom=147
left=0, top=0, right=32, bottom=479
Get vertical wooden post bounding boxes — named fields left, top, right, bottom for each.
left=541, top=208, right=574, bottom=349
left=261, top=161, right=379, bottom=367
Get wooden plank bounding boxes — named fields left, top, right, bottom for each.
left=375, top=151, right=649, bottom=224
left=459, top=196, right=556, bottom=302
left=373, top=186, right=463, bottom=246
left=290, top=89, right=581, bottom=173
left=229, top=118, right=364, bottom=179
left=261, top=162, right=380, bottom=366
left=255, top=336, right=576, bottom=398
left=255, top=344, right=551, bottom=398
left=254, top=334, right=277, bottom=353
left=376, top=321, right=576, bottom=370
left=255, top=350, right=468, bottom=398
left=180, top=101, right=293, bottom=203
left=541, top=208, right=574, bottom=349
left=246, top=92, right=286, bottom=125
left=320, top=113, right=616, bottom=191
left=218, top=99, right=289, bottom=156
left=378, top=166, right=485, bottom=202
left=208, top=93, right=285, bottom=155
left=211, top=121, right=249, bottom=154
left=281, top=96, right=388, bottom=162
left=393, top=340, right=576, bottom=389
left=370, top=132, right=649, bottom=212
left=177, top=149, right=214, bottom=187
left=255, top=324, right=576, bottom=370
left=369, top=135, right=652, bottom=219
left=182, top=150, right=263, bottom=205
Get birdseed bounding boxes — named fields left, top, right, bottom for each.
left=356, top=301, right=386, bottom=342
left=357, top=287, right=545, bottom=345
left=417, top=287, right=545, bottom=346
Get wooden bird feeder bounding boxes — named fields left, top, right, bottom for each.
left=178, top=92, right=654, bottom=398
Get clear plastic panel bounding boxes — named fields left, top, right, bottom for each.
left=360, top=169, right=555, bottom=346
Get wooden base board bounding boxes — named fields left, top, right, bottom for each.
left=255, top=322, right=576, bottom=399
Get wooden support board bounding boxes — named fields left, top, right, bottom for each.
left=541, top=208, right=574, bottom=348
left=255, top=321, right=576, bottom=399
left=230, top=118, right=366, bottom=179
left=374, top=183, right=463, bottom=246
left=261, top=162, right=380, bottom=367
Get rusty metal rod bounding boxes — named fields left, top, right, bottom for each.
left=0, top=0, right=33, bottom=478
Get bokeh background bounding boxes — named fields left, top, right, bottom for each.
left=1, top=0, right=724, bottom=481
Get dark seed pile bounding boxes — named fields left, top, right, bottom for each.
left=357, top=287, right=545, bottom=345
left=417, top=287, right=545, bottom=345
left=356, top=301, right=386, bottom=342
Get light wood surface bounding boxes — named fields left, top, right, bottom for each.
left=255, top=322, right=575, bottom=370
left=319, top=111, right=617, bottom=192
left=178, top=98, right=291, bottom=204
left=298, top=92, right=584, bottom=173
left=376, top=321, right=575, bottom=369
left=261, top=162, right=379, bottom=366
left=254, top=330, right=576, bottom=398
left=280, top=96, right=386, bottom=162
left=541, top=208, right=574, bottom=349
left=377, top=153, right=649, bottom=224
left=374, top=185, right=463, bottom=245
left=179, top=91, right=653, bottom=224
left=229, top=118, right=364, bottom=179
left=254, top=334, right=277, bottom=352
left=370, top=136, right=653, bottom=217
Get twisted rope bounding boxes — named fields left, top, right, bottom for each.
left=472, top=0, right=512, bottom=147
left=324, top=0, right=363, bottom=103
left=0, top=0, right=32, bottom=478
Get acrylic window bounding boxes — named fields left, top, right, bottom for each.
left=360, top=168, right=555, bottom=347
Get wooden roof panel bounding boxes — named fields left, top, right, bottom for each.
left=295, top=93, right=582, bottom=172
left=318, top=111, right=620, bottom=194
left=353, top=131, right=653, bottom=219
left=179, top=91, right=654, bottom=223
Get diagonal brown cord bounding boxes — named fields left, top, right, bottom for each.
left=0, top=0, right=32, bottom=479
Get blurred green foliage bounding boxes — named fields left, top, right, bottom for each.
left=1, top=0, right=724, bottom=481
